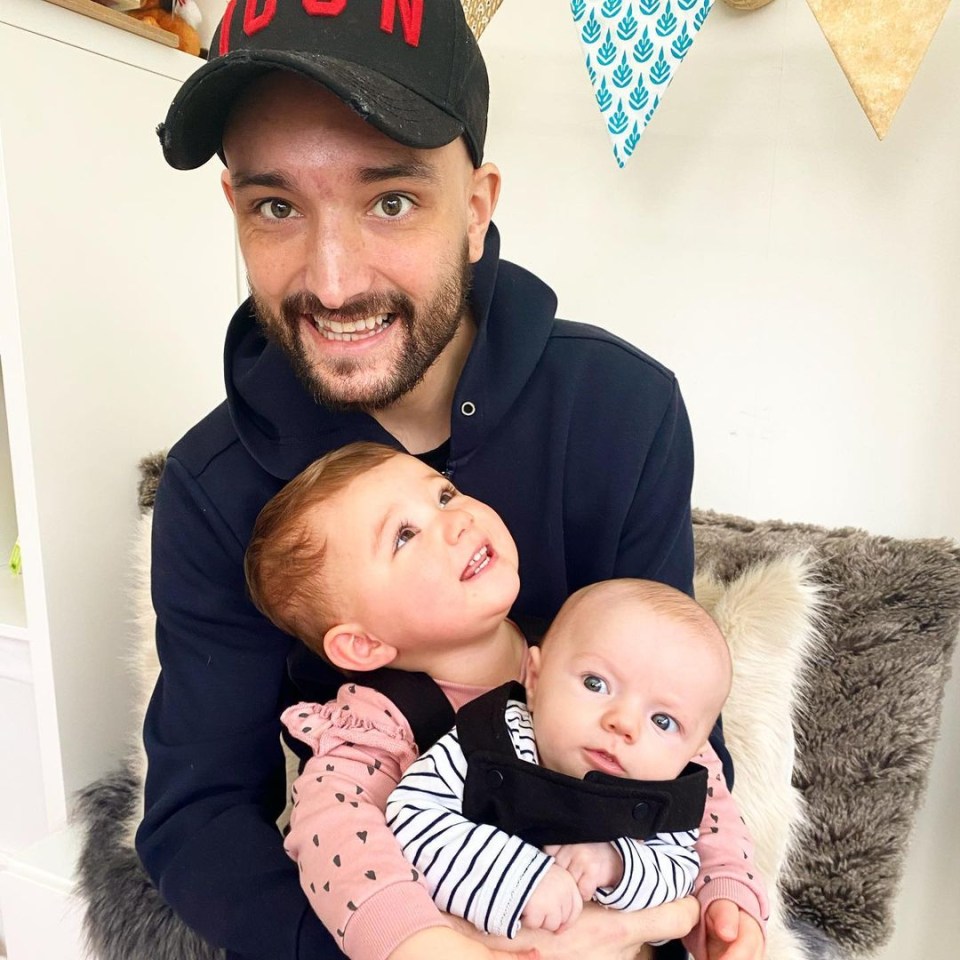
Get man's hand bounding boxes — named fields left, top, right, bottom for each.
left=388, top=925, right=539, bottom=960
left=455, top=896, right=700, bottom=960
left=700, top=901, right=764, bottom=960
left=522, top=864, right=584, bottom=931
left=544, top=842, right=622, bottom=900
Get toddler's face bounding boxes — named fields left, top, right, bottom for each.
left=526, top=601, right=729, bottom=782
left=314, top=453, right=520, bottom=659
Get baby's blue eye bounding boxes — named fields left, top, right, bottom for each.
left=582, top=674, right=609, bottom=694
left=652, top=713, right=678, bottom=733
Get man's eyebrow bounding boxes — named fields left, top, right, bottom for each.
left=229, top=171, right=296, bottom=191
left=357, top=160, right=438, bottom=185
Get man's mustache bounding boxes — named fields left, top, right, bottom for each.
left=281, top=291, right=415, bottom=325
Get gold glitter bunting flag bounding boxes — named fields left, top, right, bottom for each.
left=806, top=0, right=951, bottom=139
left=461, top=0, right=505, bottom=38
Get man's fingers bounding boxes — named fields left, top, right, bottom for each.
left=491, top=949, right=539, bottom=960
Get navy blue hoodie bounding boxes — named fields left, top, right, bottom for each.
left=137, top=226, right=707, bottom=959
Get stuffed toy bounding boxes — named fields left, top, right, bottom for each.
left=128, top=0, right=202, bottom=55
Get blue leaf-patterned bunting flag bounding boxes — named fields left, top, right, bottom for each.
left=572, top=0, right=715, bottom=166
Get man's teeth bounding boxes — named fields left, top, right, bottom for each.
left=314, top=314, right=391, bottom=341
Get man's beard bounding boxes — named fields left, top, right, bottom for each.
left=250, top=245, right=472, bottom=412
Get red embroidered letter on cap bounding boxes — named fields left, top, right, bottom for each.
left=380, top=0, right=423, bottom=47
left=302, top=0, right=347, bottom=14
left=218, top=0, right=238, bottom=54
left=243, top=0, right=276, bottom=35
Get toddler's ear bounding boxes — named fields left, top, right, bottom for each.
left=323, top=624, right=397, bottom=673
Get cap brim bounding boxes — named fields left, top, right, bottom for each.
left=159, top=51, right=466, bottom=170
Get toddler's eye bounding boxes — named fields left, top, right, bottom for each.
left=373, top=194, right=413, bottom=219
left=395, top=526, right=417, bottom=551
left=257, top=199, right=298, bottom=220
left=439, top=487, right=457, bottom=507
left=582, top=675, right=609, bottom=694
left=652, top=713, right=679, bottom=733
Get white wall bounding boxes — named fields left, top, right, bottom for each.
left=480, top=2, right=959, bottom=957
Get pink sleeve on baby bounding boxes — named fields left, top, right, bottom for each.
left=282, top=684, right=450, bottom=960
left=682, top=744, right=770, bottom=959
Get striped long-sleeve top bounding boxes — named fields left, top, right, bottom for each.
left=385, top=699, right=700, bottom=939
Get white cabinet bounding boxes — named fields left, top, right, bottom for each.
left=0, top=0, right=239, bottom=856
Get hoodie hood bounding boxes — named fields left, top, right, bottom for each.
left=224, top=223, right=559, bottom=480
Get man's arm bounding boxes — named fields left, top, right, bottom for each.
left=136, top=456, right=338, bottom=960
left=611, top=378, right=695, bottom=596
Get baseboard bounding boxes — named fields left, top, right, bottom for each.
left=0, top=826, right=90, bottom=959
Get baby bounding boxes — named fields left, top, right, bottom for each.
left=386, top=578, right=732, bottom=938
left=244, top=441, right=768, bottom=960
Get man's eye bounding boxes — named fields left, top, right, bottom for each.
left=395, top=526, right=417, bottom=551
left=373, top=194, right=413, bottom=219
left=257, top=199, right=298, bottom=220
left=582, top=675, right=609, bottom=694
left=652, top=713, right=679, bottom=733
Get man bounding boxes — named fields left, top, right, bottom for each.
left=138, top=3, right=747, bottom=959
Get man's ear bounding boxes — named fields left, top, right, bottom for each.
left=466, top=162, right=501, bottom=263
left=524, top=644, right=542, bottom=709
left=323, top=623, right=398, bottom=673
left=220, top=168, right=236, bottom=212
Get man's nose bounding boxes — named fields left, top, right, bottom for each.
left=304, top=217, right=372, bottom=310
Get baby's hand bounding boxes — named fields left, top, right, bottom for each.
left=543, top=842, right=622, bottom=900
left=521, top=863, right=584, bottom=932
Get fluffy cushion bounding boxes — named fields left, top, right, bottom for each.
left=695, top=554, right=821, bottom=960
left=694, top=508, right=960, bottom=955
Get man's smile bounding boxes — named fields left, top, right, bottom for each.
left=311, top=312, right=395, bottom=342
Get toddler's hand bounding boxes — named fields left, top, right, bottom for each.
left=521, top=863, right=584, bottom=932
left=543, top=842, right=622, bottom=900
left=700, top=900, right=764, bottom=960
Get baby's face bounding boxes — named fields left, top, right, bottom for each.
left=314, top=453, right=520, bottom=659
left=525, top=601, right=729, bottom=782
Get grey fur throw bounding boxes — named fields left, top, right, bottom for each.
left=73, top=472, right=960, bottom=960
left=694, top=509, right=960, bottom=955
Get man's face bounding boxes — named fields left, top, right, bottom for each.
left=526, top=603, right=728, bottom=782
left=221, top=73, right=492, bottom=411
left=313, top=454, right=520, bottom=666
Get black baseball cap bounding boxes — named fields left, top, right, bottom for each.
left=158, top=1, right=489, bottom=170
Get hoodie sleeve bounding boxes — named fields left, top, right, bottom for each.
left=612, top=377, right=695, bottom=597
left=136, top=456, right=341, bottom=960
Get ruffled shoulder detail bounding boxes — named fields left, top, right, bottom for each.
left=281, top=683, right=417, bottom=763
